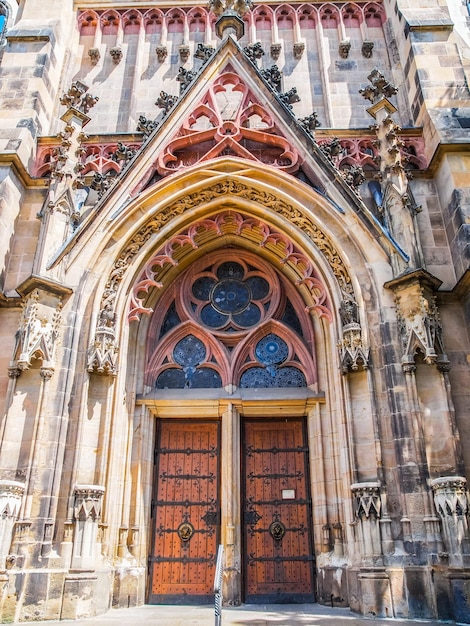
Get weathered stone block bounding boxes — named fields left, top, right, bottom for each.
left=405, top=567, right=434, bottom=619
left=449, top=570, right=470, bottom=624
left=316, top=566, right=348, bottom=607
left=358, top=569, right=393, bottom=618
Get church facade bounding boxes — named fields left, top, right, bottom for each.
left=0, top=0, right=470, bottom=622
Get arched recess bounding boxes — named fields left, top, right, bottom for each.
left=76, top=158, right=389, bottom=607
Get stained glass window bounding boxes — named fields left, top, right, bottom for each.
left=240, top=333, right=306, bottom=388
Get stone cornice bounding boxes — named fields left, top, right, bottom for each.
left=0, top=152, right=47, bottom=189
left=15, top=275, right=73, bottom=300
left=384, top=268, right=443, bottom=293
left=427, top=142, right=470, bottom=178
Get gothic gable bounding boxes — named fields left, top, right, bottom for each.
left=156, top=67, right=300, bottom=175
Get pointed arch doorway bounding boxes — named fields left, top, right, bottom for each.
left=141, top=247, right=322, bottom=605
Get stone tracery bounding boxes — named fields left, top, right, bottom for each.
left=156, top=71, right=301, bottom=175
left=145, top=250, right=316, bottom=388
left=128, top=210, right=331, bottom=323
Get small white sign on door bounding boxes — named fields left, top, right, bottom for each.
left=282, top=489, right=295, bottom=500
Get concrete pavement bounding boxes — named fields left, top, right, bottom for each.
left=26, top=604, right=459, bottom=626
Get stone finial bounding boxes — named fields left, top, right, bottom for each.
left=359, top=69, right=398, bottom=104
left=208, top=0, right=253, bottom=18
left=209, top=0, right=253, bottom=39
left=60, top=81, right=99, bottom=116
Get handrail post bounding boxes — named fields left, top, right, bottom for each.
left=214, top=544, right=224, bottom=626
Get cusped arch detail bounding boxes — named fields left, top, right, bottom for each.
left=83, top=159, right=386, bottom=378
left=146, top=320, right=230, bottom=389
left=128, top=209, right=332, bottom=324
left=232, top=319, right=316, bottom=387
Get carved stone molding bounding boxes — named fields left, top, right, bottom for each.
left=95, top=179, right=355, bottom=359
left=0, top=481, right=25, bottom=519
left=129, top=210, right=331, bottom=324
left=73, top=485, right=105, bottom=522
left=431, top=476, right=469, bottom=565
left=88, top=48, right=100, bottom=65
left=351, top=482, right=381, bottom=520
left=431, top=476, right=468, bottom=518
left=293, top=42, right=305, bottom=59
left=270, top=43, right=281, bottom=60
left=339, top=40, right=351, bottom=59
left=386, top=271, right=449, bottom=369
left=9, top=290, right=63, bottom=377
left=156, top=45, right=168, bottom=63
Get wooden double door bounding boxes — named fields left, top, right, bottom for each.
left=149, top=418, right=315, bottom=604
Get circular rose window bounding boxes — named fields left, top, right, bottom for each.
left=189, top=261, right=272, bottom=331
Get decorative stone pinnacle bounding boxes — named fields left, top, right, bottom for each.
left=359, top=69, right=398, bottom=105
left=60, top=81, right=99, bottom=117
left=209, top=0, right=253, bottom=39
left=208, top=0, right=253, bottom=18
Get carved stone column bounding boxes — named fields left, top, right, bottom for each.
left=0, top=481, right=24, bottom=570
left=431, top=476, right=469, bottom=566
left=72, top=485, right=105, bottom=570
left=351, top=482, right=382, bottom=562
